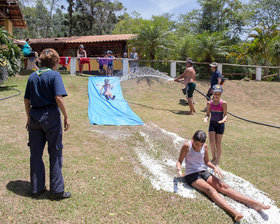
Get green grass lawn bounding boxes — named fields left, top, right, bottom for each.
left=0, top=74, right=279, bottom=223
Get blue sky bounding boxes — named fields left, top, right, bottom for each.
left=56, top=0, right=200, bottom=19
left=119, top=0, right=199, bottom=19
left=25, top=0, right=200, bottom=19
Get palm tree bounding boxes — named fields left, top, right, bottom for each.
left=131, top=23, right=174, bottom=67
left=247, top=25, right=279, bottom=66
left=193, top=31, right=229, bottom=62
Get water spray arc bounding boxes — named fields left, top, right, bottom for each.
left=122, top=68, right=280, bottom=130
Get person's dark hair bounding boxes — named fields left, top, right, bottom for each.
left=186, top=58, right=193, bottom=65
left=39, top=48, right=60, bottom=69
left=26, top=38, right=29, bottom=42
left=193, top=130, right=207, bottom=143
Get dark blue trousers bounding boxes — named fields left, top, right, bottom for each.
left=28, top=106, right=64, bottom=194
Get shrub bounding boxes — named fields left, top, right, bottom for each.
left=0, top=27, right=22, bottom=82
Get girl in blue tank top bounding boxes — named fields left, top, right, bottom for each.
left=203, top=84, right=227, bottom=166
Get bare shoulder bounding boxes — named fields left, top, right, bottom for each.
left=182, top=141, right=190, bottom=153
left=222, top=100, right=227, bottom=105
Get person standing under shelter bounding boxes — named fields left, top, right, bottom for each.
left=129, top=47, right=139, bottom=73
left=206, top=62, right=222, bottom=99
left=174, top=58, right=196, bottom=115
left=106, top=50, right=115, bottom=76
left=77, top=45, right=87, bottom=74
left=24, top=48, right=71, bottom=200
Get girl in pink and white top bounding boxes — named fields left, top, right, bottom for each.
left=203, top=84, right=227, bottom=166
left=176, top=130, right=270, bottom=222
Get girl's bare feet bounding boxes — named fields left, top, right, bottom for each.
left=234, top=213, right=244, bottom=222
left=251, top=203, right=271, bottom=211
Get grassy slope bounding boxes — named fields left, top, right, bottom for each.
left=0, top=75, right=279, bottom=224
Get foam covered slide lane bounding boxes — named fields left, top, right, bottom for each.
left=88, top=76, right=144, bottom=125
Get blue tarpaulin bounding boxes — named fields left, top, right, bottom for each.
left=88, top=76, right=144, bottom=125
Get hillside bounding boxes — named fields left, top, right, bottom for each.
left=0, top=75, right=279, bottom=223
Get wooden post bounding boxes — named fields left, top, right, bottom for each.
left=256, top=67, right=262, bottom=81
left=170, top=61, right=176, bottom=78
left=25, top=58, right=35, bottom=70
left=70, top=57, right=77, bottom=75
left=4, top=19, right=13, bottom=35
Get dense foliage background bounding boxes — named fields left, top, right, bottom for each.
left=0, top=0, right=278, bottom=80
left=12, top=0, right=279, bottom=67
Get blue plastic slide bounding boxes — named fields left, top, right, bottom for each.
left=88, top=76, right=144, bottom=125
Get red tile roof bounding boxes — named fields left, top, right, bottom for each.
left=29, top=34, right=137, bottom=44
left=0, top=0, right=27, bottom=28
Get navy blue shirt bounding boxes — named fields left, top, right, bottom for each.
left=210, top=70, right=222, bottom=87
left=24, top=70, right=67, bottom=107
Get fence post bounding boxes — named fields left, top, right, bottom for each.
left=170, top=61, right=176, bottom=78
left=218, top=63, right=223, bottom=75
left=70, top=57, right=77, bottom=75
left=123, top=58, right=129, bottom=75
left=256, top=67, right=262, bottom=81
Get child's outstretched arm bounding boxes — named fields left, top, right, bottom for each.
left=176, top=142, right=189, bottom=177
left=218, top=101, right=227, bottom=124
left=100, top=85, right=104, bottom=95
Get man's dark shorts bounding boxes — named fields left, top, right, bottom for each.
left=186, top=82, right=196, bottom=98
left=209, top=120, right=225, bottom=134
left=184, top=170, right=212, bottom=186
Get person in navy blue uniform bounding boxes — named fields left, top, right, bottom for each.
left=24, top=48, right=71, bottom=200
left=206, top=62, right=222, bottom=99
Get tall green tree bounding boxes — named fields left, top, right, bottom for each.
left=176, top=0, right=247, bottom=40
left=129, top=17, right=176, bottom=63
left=228, top=24, right=280, bottom=77
left=74, top=0, right=124, bottom=35
left=66, top=0, right=75, bottom=36
left=247, top=25, right=279, bottom=66
left=246, top=0, right=280, bottom=28
left=112, top=12, right=145, bottom=34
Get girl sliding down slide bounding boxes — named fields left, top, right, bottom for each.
left=176, top=130, right=270, bottom=222
left=100, top=78, right=115, bottom=100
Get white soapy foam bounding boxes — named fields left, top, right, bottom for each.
left=135, top=131, right=196, bottom=199
left=90, top=124, right=280, bottom=223
left=136, top=125, right=280, bottom=224
left=150, top=123, right=186, bottom=149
